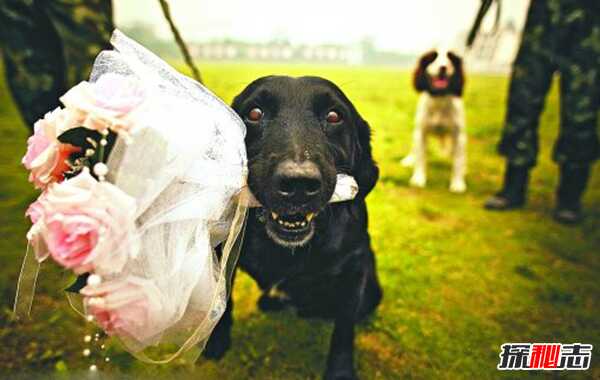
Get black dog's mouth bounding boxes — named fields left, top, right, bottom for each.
left=264, top=209, right=318, bottom=248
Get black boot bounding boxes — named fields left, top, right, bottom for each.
left=485, top=164, right=530, bottom=210
left=553, top=164, right=590, bottom=225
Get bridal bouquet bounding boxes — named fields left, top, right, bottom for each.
left=15, top=30, right=359, bottom=364
left=15, top=30, right=248, bottom=362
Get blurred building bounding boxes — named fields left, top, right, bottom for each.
left=189, top=39, right=418, bottom=66
left=190, top=40, right=365, bottom=64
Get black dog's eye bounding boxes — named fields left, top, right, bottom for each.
left=326, top=110, right=342, bottom=124
left=247, top=107, right=263, bottom=122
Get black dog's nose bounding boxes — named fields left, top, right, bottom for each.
left=274, top=159, right=322, bottom=202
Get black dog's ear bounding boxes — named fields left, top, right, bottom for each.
left=413, top=50, right=437, bottom=92
left=447, top=51, right=462, bottom=65
left=447, top=51, right=465, bottom=96
left=353, top=117, right=379, bottom=198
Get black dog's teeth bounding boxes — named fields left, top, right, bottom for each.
left=270, top=212, right=315, bottom=229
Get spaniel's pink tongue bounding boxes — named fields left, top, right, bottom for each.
left=432, top=78, right=449, bottom=89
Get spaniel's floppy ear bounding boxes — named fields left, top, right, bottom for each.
left=413, top=50, right=437, bottom=92
left=447, top=51, right=465, bottom=96
left=447, top=51, right=463, bottom=67
left=352, top=117, right=379, bottom=198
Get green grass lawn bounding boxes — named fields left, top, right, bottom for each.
left=0, top=62, right=599, bottom=379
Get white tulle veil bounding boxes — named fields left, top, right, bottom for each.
left=81, top=30, right=250, bottom=362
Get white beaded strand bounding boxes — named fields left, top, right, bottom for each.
left=93, top=163, right=109, bottom=181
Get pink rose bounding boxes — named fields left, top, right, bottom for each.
left=45, top=213, right=100, bottom=272
left=81, top=276, right=165, bottom=343
left=60, top=73, right=146, bottom=138
left=23, top=108, right=80, bottom=189
left=25, top=194, right=46, bottom=225
left=22, top=123, right=51, bottom=170
left=28, top=169, right=136, bottom=274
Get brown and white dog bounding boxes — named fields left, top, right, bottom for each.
left=402, top=50, right=467, bottom=193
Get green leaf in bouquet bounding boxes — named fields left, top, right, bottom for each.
left=64, top=273, right=90, bottom=293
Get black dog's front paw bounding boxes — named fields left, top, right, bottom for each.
left=202, top=332, right=231, bottom=360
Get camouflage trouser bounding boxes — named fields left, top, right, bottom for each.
left=499, top=0, right=600, bottom=168
left=0, top=0, right=113, bottom=130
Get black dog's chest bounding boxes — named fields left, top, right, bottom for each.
left=238, top=239, right=349, bottom=319
left=239, top=230, right=342, bottom=291
left=237, top=202, right=371, bottom=320
left=238, top=207, right=362, bottom=302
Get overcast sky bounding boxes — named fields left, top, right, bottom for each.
left=114, top=0, right=529, bottom=53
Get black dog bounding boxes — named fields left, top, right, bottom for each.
left=203, top=76, right=382, bottom=380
